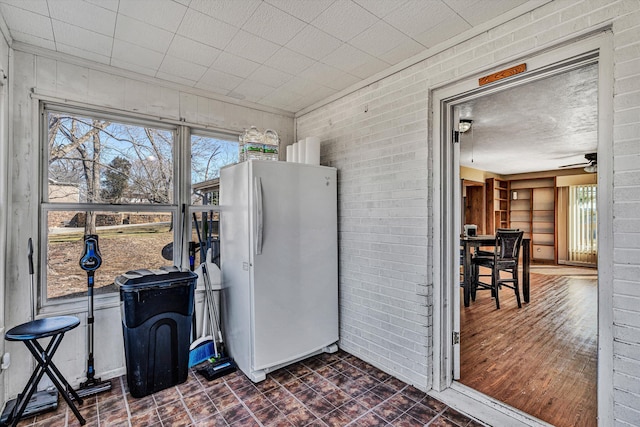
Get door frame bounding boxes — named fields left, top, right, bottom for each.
left=431, top=32, right=614, bottom=425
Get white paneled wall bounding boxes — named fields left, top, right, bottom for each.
left=0, top=28, right=10, bottom=414
left=3, top=50, right=294, bottom=399
left=297, top=0, right=640, bottom=424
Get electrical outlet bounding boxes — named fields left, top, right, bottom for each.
left=1, top=352, right=10, bottom=370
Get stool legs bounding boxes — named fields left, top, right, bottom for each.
left=10, top=333, right=85, bottom=426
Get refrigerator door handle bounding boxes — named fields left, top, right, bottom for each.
left=254, top=176, right=263, bottom=255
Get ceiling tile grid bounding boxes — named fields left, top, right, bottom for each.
left=0, top=0, right=534, bottom=113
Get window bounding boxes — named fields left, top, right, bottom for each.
left=189, top=131, right=238, bottom=267
left=568, top=184, right=597, bottom=265
left=43, top=105, right=177, bottom=302
left=42, top=105, right=239, bottom=303
left=191, top=131, right=238, bottom=205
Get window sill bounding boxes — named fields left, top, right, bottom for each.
left=37, top=292, right=121, bottom=318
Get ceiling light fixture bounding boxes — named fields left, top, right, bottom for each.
left=584, top=163, right=597, bottom=173
left=458, top=119, right=473, bottom=133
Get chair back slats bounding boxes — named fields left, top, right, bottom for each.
left=496, top=230, right=524, bottom=262
left=470, top=229, right=524, bottom=309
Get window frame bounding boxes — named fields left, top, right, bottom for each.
left=39, top=103, right=183, bottom=313
left=38, top=102, right=241, bottom=314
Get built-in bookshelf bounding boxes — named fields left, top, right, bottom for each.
left=486, top=178, right=509, bottom=235
left=509, top=177, right=556, bottom=262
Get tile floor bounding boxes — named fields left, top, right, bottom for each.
left=15, top=350, right=484, bottom=427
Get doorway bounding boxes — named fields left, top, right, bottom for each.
left=431, top=33, right=614, bottom=426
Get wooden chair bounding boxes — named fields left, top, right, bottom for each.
left=471, top=230, right=524, bottom=309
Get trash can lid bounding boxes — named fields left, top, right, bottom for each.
left=115, top=266, right=197, bottom=290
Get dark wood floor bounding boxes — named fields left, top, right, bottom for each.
left=459, top=266, right=597, bottom=427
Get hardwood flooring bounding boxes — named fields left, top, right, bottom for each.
left=459, top=266, right=597, bottom=427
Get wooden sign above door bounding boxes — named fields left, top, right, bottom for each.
left=479, top=63, right=526, bottom=86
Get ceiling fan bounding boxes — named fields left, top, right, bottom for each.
left=559, top=152, right=597, bottom=173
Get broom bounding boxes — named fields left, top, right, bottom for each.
left=188, top=290, right=216, bottom=367
left=197, top=260, right=237, bottom=381
left=188, top=213, right=216, bottom=367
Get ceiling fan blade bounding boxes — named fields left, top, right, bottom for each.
left=559, top=162, right=589, bottom=168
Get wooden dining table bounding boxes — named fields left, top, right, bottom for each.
left=460, top=235, right=531, bottom=307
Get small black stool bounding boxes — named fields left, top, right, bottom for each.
left=4, top=316, right=85, bottom=426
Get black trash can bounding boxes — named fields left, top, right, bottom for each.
left=115, top=266, right=197, bottom=398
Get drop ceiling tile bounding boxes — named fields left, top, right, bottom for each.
left=48, top=0, right=116, bottom=36
left=52, top=20, right=113, bottom=56
left=118, top=0, right=187, bottom=33
left=248, top=65, right=293, bottom=88
left=414, top=13, right=470, bottom=48
left=178, top=8, right=239, bottom=50
left=264, top=0, right=334, bottom=23
left=111, top=39, right=165, bottom=70
left=189, top=0, right=261, bottom=27
left=304, top=84, right=339, bottom=104
left=242, top=2, right=306, bottom=46
left=285, top=25, right=342, bottom=61
left=85, top=0, right=119, bottom=12
left=353, top=0, right=408, bottom=18
left=285, top=96, right=313, bottom=113
left=311, top=0, right=378, bottom=42
left=349, top=20, right=412, bottom=57
left=384, top=0, right=453, bottom=38
left=444, top=0, right=527, bottom=26
left=115, top=15, right=174, bottom=54
left=210, top=52, right=260, bottom=79
left=198, top=67, right=244, bottom=92
left=264, top=47, right=315, bottom=75
left=258, top=88, right=301, bottom=111
left=159, top=56, right=208, bottom=82
left=297, top=62, right=359, bottom=91
left=378, top=38, right=426, bottom=64
left=230, top=79, right=276, bottom=102
left=57, top=42, right=111, bottom=65
left=0, top=4, right=52, bottom=40
left=349, top=54, right=391, bottom=79
left=224, top=30, right=280, bottom=64
left=166, top=35, right=221, bottom=67
left=321, top=43, right=389, bottom=79
left=0, top=0, right=48, bottom=15
left=281, top=75, right=324, bottom=96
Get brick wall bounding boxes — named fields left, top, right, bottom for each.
left=296, top=0, right=640, bottom=423
left=298, top=64, right=431, bottom=387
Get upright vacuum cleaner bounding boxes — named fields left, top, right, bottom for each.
left=75, top=234, right=112, bottom=398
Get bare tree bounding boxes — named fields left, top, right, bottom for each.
left=123, top=127, right=173, bottom=203
left=49, top=114, right=111, bottom=233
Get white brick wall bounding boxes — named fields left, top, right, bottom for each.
left=297, top=68, right=432, bottom=387
left=297, top=0, right=640, bottom=424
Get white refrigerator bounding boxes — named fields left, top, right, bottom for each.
left=219, top=160, right=338, bottom=382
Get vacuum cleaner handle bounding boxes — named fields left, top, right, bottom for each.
left=79, top=234, right=102, bottom=274
left=28, top=238, right=35, bottom=322
left=28, top=238, right=34, bottom=275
